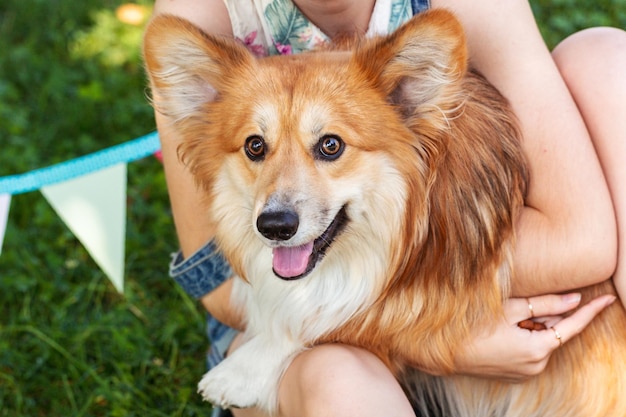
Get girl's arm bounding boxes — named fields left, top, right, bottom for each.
left=433, top=0, right=617, bottom=296
left=152, top=0, right=240, bottom=327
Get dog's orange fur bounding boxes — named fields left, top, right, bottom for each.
left=144, top=9, right=626, bottom=416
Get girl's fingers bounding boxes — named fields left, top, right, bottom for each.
left=540, top=294, right=617, bottom=348
left=506, top=293, right=582, bottom=323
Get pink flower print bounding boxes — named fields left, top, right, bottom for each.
left=274, top=41, right=292, bottom=55
left=240, top=31, right=267, bottom=57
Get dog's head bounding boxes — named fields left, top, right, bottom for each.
left=144, top=10, right=472, bottom=282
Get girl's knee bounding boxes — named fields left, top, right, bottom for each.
left=293, top=344, right=387, bottom=378
left=278, top=344, right=414, bottom=417
left=552, top=27, right=626, bottom=82
left=281, top=344, right=389, bottom=401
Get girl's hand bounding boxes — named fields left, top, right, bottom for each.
left=453, top=293, right=616, bottom=381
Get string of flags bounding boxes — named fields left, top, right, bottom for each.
left=0, top=132, right=161, bottom=293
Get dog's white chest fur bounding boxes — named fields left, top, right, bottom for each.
left=197, top=242, right=390, bottom=412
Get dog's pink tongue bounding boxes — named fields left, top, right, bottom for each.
left=272, top=242, right=314, bottom=278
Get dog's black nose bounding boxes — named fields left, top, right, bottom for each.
left=257, top=210, right=299, bottom=241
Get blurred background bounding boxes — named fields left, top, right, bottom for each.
left=0, top=1, right=624, bottom=416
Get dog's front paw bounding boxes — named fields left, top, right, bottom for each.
left=198, top=335, right=301, bottom=413
left=197, top=360, right=262, bottom=410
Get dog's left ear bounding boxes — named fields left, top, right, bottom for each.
left=352, top=9, right=468, bottom=120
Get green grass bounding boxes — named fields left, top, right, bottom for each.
left=0, top=1, right=624, bottom=416
left=0, top=168, right=211, bottom=416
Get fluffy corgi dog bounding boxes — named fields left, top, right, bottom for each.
left=144, top=9, right=626, bottom=416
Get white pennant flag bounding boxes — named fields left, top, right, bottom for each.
left=41, top=163, right=127, bottom=293
left=0, top=194, right=10, bottom=255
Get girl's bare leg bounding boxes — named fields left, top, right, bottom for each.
left=552, top=27, right=626, bottom=305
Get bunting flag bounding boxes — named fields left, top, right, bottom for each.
left=0, top=132, right=161, bottom=293
left=41, top=163, right=128, bottom=293
left=0, top=194, right=10, bottom=255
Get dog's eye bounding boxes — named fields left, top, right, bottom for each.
left=316, top=135, right=344, bottom=161
left=244, top=135, right=266, bottom=161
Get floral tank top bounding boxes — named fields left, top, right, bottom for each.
left=223, top=0, right=430, bottom=57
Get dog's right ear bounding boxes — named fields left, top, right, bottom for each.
left=143, top=15, right=255, bottom=122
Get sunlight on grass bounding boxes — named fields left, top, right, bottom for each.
left=116, top=3, right=150, bottom=26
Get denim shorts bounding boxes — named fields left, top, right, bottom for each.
left=169, top=240, right=239, bottom=371
left=170, top=241, right=239, bottom=417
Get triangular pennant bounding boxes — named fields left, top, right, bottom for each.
left=0, top=194, right=11, bottom=255
left=41, top=163, right=127, bottom=293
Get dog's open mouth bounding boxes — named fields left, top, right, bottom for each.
left=272, top=206, right=348, bottom=280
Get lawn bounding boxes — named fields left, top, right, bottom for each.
left=0, top=1, right=624, bottom=416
